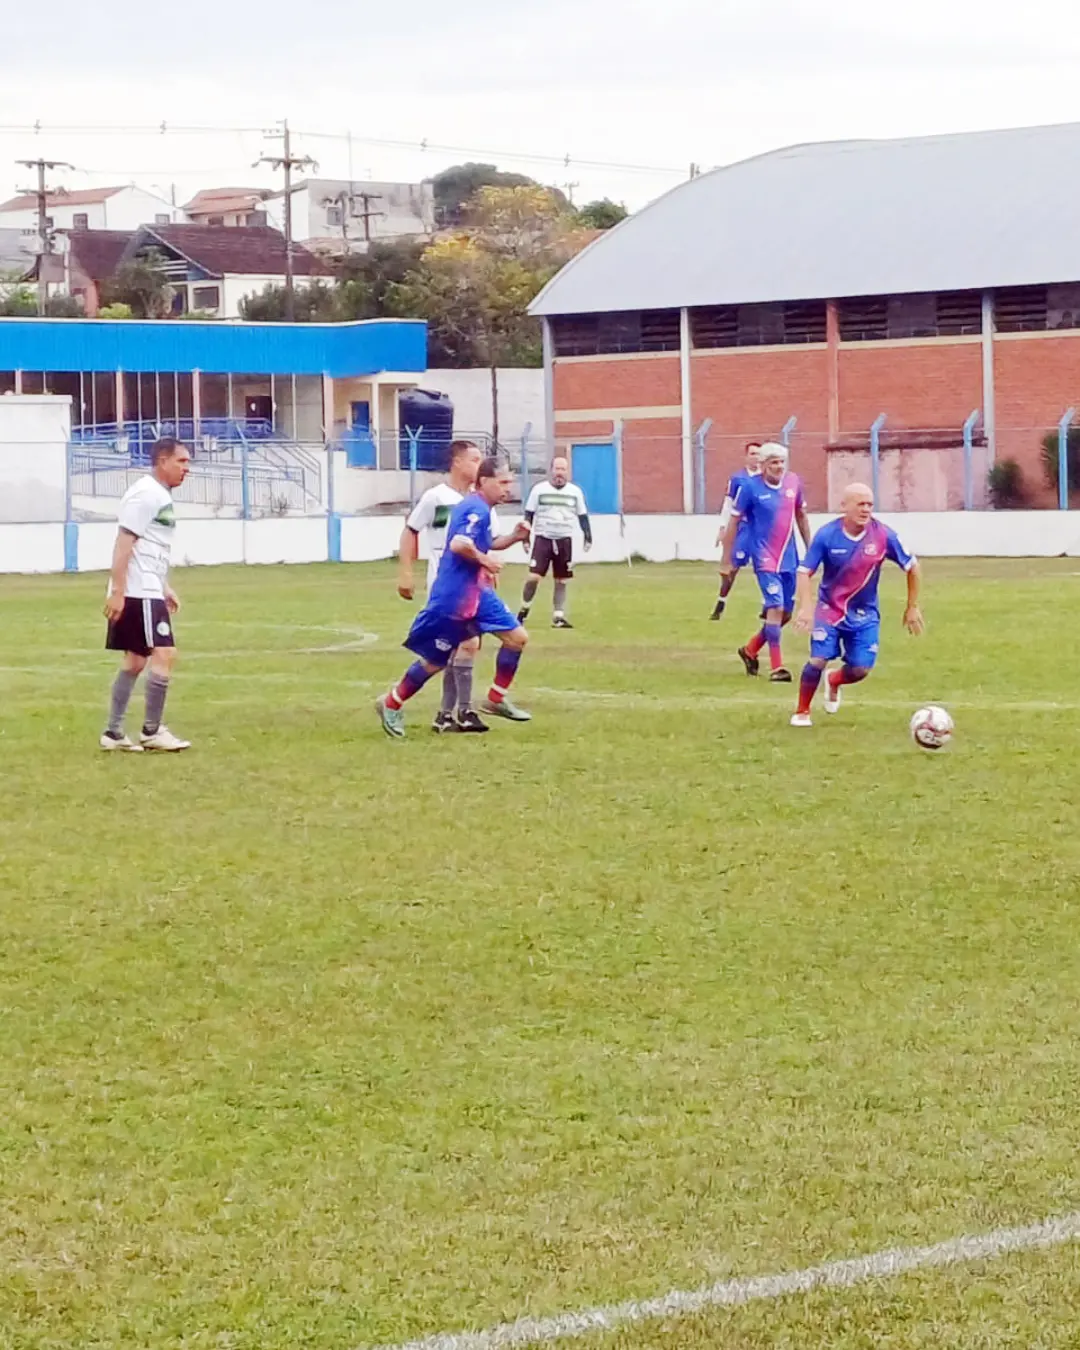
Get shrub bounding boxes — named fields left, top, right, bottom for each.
left=1040, top=428, right=1080, bottom=494
left=987, top=459, right=1027, bottom=510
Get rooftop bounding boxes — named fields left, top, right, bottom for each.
left=531, top=120, right=1080, bottom=317
left=134, top=224, right=328, bottom=277
left=0, top=186, right=127, bottom=213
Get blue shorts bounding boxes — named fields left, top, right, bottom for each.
left=810, top=619, right=881, bottom=670
left=755, top=569, right=796, bottom=615
left=404, top=589, right=519, bottom=667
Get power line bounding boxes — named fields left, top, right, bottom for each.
left=0, top=120, right=690, bottom=177
left=255, top=120, right=317, bottom=322
left=16, top=157, right=73, bottom=315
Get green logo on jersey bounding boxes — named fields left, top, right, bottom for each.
left=154, top=504, right=176, bottom=527
left=538, top=493, right=576, bottom=507
left=432, top=504, right=451, bottom=528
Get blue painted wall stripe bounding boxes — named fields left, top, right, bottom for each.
left=0, top=317, right=426, bottom=378
left=63, top=521, right=79, bottom=572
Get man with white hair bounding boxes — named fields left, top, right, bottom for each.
left=719, top=441, right=811, bottom=683
left=790, top=482, right=923, bottom=727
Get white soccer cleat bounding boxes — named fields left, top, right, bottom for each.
left=790, top=713, right=813, bottom=728
left=99, top=731, right=143, bottom=752
left=140, top=726, right=191, bottom=752
left=824, top=674, right=842, bottom=715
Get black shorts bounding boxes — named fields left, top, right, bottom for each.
left=530, top=535, right=574, bottom=580
left=106, top=597, right=176, bottom=657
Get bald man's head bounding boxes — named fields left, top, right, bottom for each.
left=842, top=482, right=874, bottom=530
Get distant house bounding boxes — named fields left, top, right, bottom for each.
left=183, top=187, right=273, bottom=228
left=0, top=185, right=184, bottom=238
left=263, top=178, right=435, bottom=253
left=32, top=230, right=132, bottom=315
left=124, top=223, right=330, bottom=318
left=0, top=228, right=35, bottom=279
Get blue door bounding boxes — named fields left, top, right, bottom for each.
left=571, top=442, right=618, bottom=514
left=345, top=400, right=376, bottom=467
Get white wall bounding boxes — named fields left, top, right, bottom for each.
left=11, top=510, right=1080, bottom=576
left=424, top=368, right=546, bottom=443
left=0, top=186, right=183, bottom=234
left=0, top=395, right=70, bottom=523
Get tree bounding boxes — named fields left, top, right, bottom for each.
left=98, top=302, right=134, bottom=320
left=577, top=198, right=629, bottom=230
left=100, top=251, right=174, bottom=319
left=431, top=163, right=536, bottom=227
left=238, top=279, right=343, bottom=323
left=0, top=284, right=38, bottom=317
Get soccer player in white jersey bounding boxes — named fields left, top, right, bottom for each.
left=100, top=437, right=192, bottom=752
left=517, top=456, right=592, bottom=628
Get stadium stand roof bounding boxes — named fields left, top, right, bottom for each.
left=531, top=121, right=1080, bottom=316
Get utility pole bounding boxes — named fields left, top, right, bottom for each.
left=351, top=189, right=384, bottom=244
left=17, top=157, right=73, bottom=315
left=255, top=120, right=316, bottom=321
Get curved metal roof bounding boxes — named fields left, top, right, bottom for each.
left=531, top=121, right=1080, bottom=317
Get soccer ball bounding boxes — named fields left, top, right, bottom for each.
left=910, top=705, right=954, bottom=751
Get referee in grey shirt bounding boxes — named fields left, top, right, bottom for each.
left=517, top=455, right=592, bottom=629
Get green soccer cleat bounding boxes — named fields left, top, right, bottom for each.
left=375, top=694, right=406, bottom=739
left=481, top=697, right=532, bottom=723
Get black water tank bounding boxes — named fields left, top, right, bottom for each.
left=399, top=389, right=454, bottom=470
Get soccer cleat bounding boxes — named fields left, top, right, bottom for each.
left=431, top=710, right=457, bottom=734
left=99, top=730, right=143, bottom=752
left=769, top=668, right=793, bottom=684
left=737, top=646, right=760, bottom=677
left=481, top=697, right=532, bottom=723
left=375, top=695, right=405, bottom=739
left=516, top=609, right=529, bottom=624
left=790, top=713, right=813, bottom=728
left=455, top=709, right=490, bottom=734
left=139, top=726, right=191, bottom=752
left=552, top=615, right=574, bottom=629
left=709, top=599, right=726, bottom=620
left=823, top=674, right=842, bottom=715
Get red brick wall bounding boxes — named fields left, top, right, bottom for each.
left=838, top=343, right=983, bottom=431
left=994, top=335, right=1080, bottom=505
left=556, top=419, right=614, bottom=441
left=622, top=417, right=683, bottom=513
left=553, top=356, right=681, bottom=410
left=691, top=348, right=831, bottom=511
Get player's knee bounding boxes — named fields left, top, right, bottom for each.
left=123, top=652, right=148, bottom=675
left=848, top=664, right=871, bottom=682
left=149, top=648, right=175, bottom=677
left=781, top=610, right=793, bottom=626
left=506, top=626, right=528, bottom=651
left=809, top=657, right=827, bottom=670
left=455, top=636, right=480, bottom=660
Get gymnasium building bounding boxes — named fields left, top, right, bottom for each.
left=531, top=121, right=1080, bottom=513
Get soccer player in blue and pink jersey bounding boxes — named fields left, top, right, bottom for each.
left=376, top=459, right=531, bottom=738
left=790, top=482, right=924, bottom=727
left=719, top=441, right=811, bottom=683
left=710, top=441, right=762, bottom=620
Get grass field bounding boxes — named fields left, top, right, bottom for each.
left=3, top=557, right=1080, bottom=1349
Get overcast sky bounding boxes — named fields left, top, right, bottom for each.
left=2, top=0, right=1080, bottom=210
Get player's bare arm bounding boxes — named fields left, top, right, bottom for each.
left=491, top=520, right=531, bottom=551
left=797, top=503, right=812, bottom=549
left=793, top=569, right=816, bottom=632
left=397, top=524, right=420, bottom=599
left=450, top=534, right=502, bottom=576
left=903, top=559, right=924, bottom=635
left=104, top=529, right=138, bottom=621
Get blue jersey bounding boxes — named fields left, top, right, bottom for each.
left=732, top=471, right=804, bottom=573
left=800, top=517, right=915, bottom=625
left=426, top=493, right=494, bottom=619
left=725, top=467, right=759, bottom=507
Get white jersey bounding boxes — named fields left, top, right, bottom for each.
left=406, top=483, right=504, bottom=589
left=114, top=475, right=176, bottom=599
left=525, top=480, right=588, bottom=540
left=406, top=483, right=463, bottom=591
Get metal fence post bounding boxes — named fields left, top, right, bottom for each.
left=520, top=422, right=532, bottom=509
left=406, top=426, right=420, bottom=505
left=63, top=442, right=78, bottom=572
left=962, top=409, right=980, bottom=510
left=614, top=418, right=630, bottom=566
left=239, top=426, right=251, bottom=522
left=326, top=439, right=341, bottom=563
left=1059, top=407, right=1076, bottom=511
left=693, top=417, right=712, bottom=514
left=870, top=413, right=887, bottom=506
left=780, top=415, right=797, bottom=448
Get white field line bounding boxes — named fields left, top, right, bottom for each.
left=371, top=1211, right=1080, bottom=1350
left=0, top=666, right=1078, bottom=715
